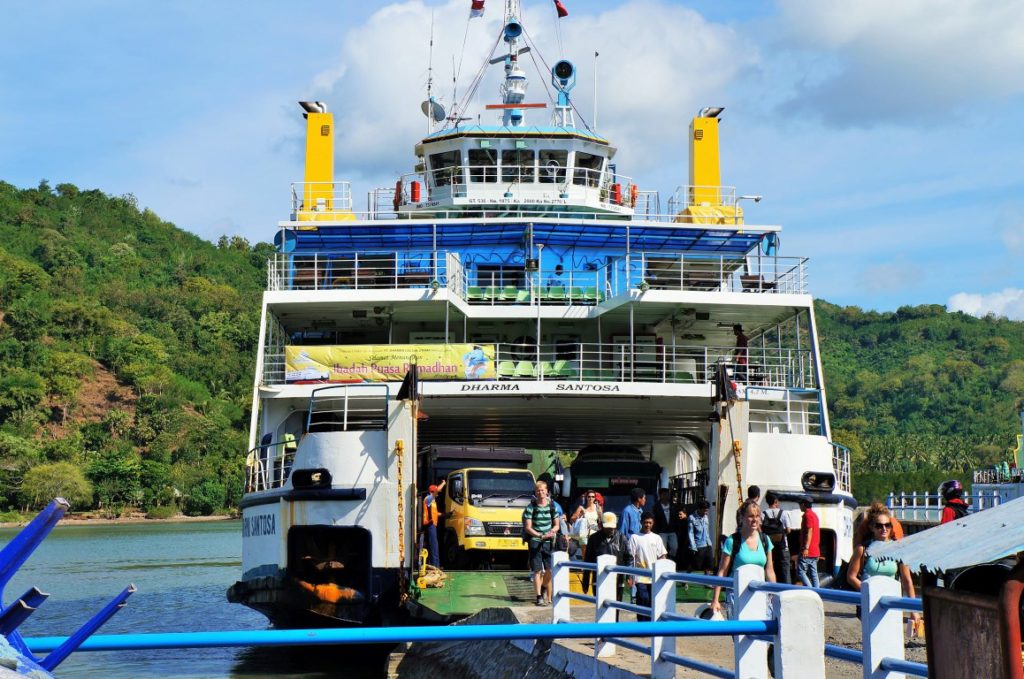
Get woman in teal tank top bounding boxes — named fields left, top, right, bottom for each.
left=846, top=503, right=919, bottom=623
left=710, top=499, right=777, bottom=616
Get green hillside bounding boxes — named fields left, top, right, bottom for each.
left=0, top=180, right=270, bottom=517
left=0, top=180, right=1021, bottom=514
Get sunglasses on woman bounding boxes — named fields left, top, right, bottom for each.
left=873, top=522, right=891, bottom=530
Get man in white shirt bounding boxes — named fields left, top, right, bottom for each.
left=628, top=511, right=668, bottom=621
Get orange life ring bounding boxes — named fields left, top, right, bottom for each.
left=630, top=184, right=639, bottom=207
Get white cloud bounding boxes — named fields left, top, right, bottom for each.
left=948, top=288, right=1024, bottom=320
left=776, top=0, right=1024, bottom=125
left=314, top=0, right=757, bottom=189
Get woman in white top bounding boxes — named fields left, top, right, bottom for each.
left=570, top=490, right=603, bottom=556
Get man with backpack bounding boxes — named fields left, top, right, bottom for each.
left=522, top=480, right=561, bottom=606
left=761, top=492, right=791, bottom=584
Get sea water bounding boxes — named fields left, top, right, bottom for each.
left=0, top=520, right=389, bottom=678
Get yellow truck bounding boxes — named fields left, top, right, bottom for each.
left=420, top=447, right=537, bottom=568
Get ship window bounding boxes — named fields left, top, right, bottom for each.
left=428, top=151, right=462, bottom=187
left=468, top=148, right=497, bottom=183
left=573, top=152, right=603, bottom=187
left=501, top=149, right=535, bottom=183
left=475, top=264, right=526, bottom=288
left=539, top=150, right=567, bottom=183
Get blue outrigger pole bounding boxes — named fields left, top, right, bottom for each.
left=0, top=498, right=136, bottom=675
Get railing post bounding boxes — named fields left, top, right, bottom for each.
left=551, top=551, right=571, bottom=624
left=911, top=492, right=918, bottom=521
left=734, top=563, right=770, bottom=679
left=594, top=554, right=617, bottom=659
left=774, top=589, right=824, bottom=678
left=650, top=558, right=676, bottom=679
left=861, top=575, right=904, bottom=679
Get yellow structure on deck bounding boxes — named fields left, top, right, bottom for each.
left=677, top=107, right=743, bottom=225
left=298, top=101, right=354, bottom=222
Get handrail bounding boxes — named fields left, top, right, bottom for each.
left=550, top=551, right=927, bottom=678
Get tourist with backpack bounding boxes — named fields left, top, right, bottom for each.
left=522, top=480, right=561, bottom=606
left=710, top=499, right=777, bottom=617
left=761, top=492, right=792, bottom=584
left=846, top=503, right=920, bottom=627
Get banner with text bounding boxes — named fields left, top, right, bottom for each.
left=284, top=344, right=496, bottom=383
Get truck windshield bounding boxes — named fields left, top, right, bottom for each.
left=467, top=471, right=535, bottom=506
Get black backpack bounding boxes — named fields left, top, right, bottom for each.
left=760, top=510, right=789, bottom=554
left=522, top=501, right=557, bottom=544
left=729, top=531, right=772, bottom=570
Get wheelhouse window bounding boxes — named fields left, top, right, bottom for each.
left=501, top=149, right=535, bottom=183
left=539, top=150, right=568, bottom=184
left=468, top=148, right=497, bottom=183
left=573, top=151, right=603, bottom=187
left=428, top=151, right=462, bottom=187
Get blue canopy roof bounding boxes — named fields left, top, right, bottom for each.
left=277, top=220, right=767, bottom=255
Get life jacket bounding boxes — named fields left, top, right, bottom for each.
left=422, top=494, right=439, bottom=526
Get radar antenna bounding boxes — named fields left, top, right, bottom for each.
left=420, top=13, right=447, bottom=132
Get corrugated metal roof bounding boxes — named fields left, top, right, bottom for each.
left=868, top=496, right=1024, bottom=573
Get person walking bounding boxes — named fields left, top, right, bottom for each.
left=583, top=513, right=629, bottom=593
left=710, top=500, right=777, bottom=617
left=688, top=500, right=715, bottom=575
left=761, top=492, right=792, bottom=584
left=523, top=480, right=560, bottom=606
left=619, top=487, right=646, bottom=540
left=847, top=503, right=920, bottom=627
left=628, top=512, right=668, bottom=622
left=570, top=489, right=603, bottom=557
left=421, top=480, right=445, bottom=568
left=798, top=496, right=820, bottom=588
left=652, top=487, right=683, bottom=559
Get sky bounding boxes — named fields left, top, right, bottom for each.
left=1, top=0, right=1022, bottom=318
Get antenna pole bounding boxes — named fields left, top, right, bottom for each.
left=593, top=51, right=599, bottom=130
left=426, top=12, right=435, bottom=134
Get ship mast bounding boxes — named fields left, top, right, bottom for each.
left=497, top=0, right=528, bottom=127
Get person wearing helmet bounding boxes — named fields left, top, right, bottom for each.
left=940, top=480, right=968, bottom=524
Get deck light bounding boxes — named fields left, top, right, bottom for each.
left=699, top=106, right=724, bottom=118
left=737, top=195, right=762, bottom=204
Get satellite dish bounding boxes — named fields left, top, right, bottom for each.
left=421, top=99, right=446, bottom=122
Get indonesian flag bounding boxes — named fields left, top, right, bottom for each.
left=470, top=0, right=484, bottom=18
left=553, top=0, right=568, bottom=18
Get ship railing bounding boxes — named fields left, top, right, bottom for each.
left=973, top=466, right=1024, bottom=485
left=244, top=385, right=389, bottom=493
left=267, top=251, right=448, bottom=291
left=831, top=443, right=852, bottom=494
left=630, top=252, right=807, bottom=295
left=492, top=342, right=815, bottom=389
left=549, top=555, right=927, bottom=678
left=290, top=181, right=353, bottom=218
left=244, top=437, right=294, bottom=493
left=745, top=386, right=823, bottom=436
left=666, top=184, right=739, bottom=213
left=886, top=490, right=1002, bottom=524
left=258, top=343, right=816, bottom=389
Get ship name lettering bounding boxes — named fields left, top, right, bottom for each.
left=243, top=513, right=276, bottom=538
left=554, top=384, right=621, bottom=392
left=459, top=383, right=520, bottom=392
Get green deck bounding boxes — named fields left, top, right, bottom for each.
left=412, top=570, right=720, bottom=618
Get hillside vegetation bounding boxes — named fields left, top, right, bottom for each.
left=0, top=180, right=270, bottom=517
left=0, top=181, right=1021, bottom=514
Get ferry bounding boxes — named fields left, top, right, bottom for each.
left=227, top=0, right=855, bottom=628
